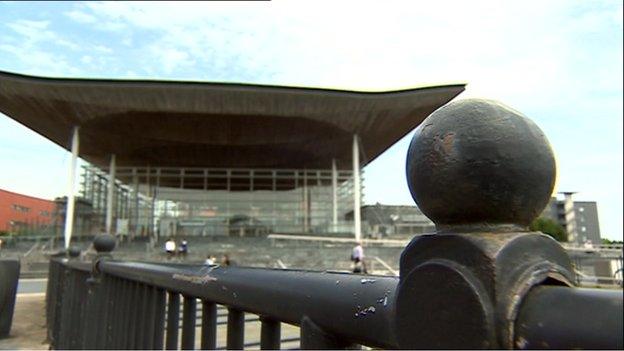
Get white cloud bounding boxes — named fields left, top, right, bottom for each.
left=0, top=42, right=80, bottom=76
left=154, top=47, right=195, bottom=74
left=57, top=38, right=81, bottom=51
left=64, top=10, right=96, bottom=24
left=67, top=0, right=612, bottom=101
left=6, top=19, right=52, bottom=40
left=1, top=19, right=83, bottom=75
left=4, top=19, right=75, bottom=50
left=81, top=55, right=93, bottom=64
left=93, top=44, right=113, bottom=54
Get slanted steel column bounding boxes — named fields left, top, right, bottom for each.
left=332, top=159, right=338, bottom=231
left=132, top=168, right=139, bottom=238
left=303, top=171, right=308, bottom=233
left=105, top=154, right=116, bottom=235
left=63, top=126, right=79, bottom=248
left=352, top=135, right=361, bottom=242
left=146, top=165, right=151, bottom=237
left=154, top=168, right=161, bottom=238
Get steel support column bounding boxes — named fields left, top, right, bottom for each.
left=63, top=126, right=79, bottom=248
left=303, top=171, right=308, bottom=233
left=105, top=154, right=116, bottom=235
left=132, top=168, right=138, bottom=239
left=332, top=159, right=338, bottom=231
left=352, top=135, right=361, bottom=242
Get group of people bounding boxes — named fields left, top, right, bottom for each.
left=164, top=237, right=364, bottom=272
left=164, top=237, right=237, bottom=266
left=204, top=253, right=235, bottom=266
left=164, top=237, right=188, bottom=258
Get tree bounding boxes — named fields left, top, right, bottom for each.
left=530, top=217, right=567, bottom=242
left=602, top=238, right=623, bottom=245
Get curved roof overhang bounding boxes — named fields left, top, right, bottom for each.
left=0, top=70, right=465, bottom=171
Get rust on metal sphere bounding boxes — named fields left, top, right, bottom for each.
left=93, top=234, right=116, bottom=253
left=406, top=98, right=556, bottom=231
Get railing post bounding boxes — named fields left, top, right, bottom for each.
left=128, top=281, right=140, bottom=349
left=153, top=287, right=167, bottom=350
left=56, top=247, right=81, bottom=350
left=110, top=277, right=124, bottom=349
left=117, top=278, right=132, bottom=349
left=181, top=296, right=197, bottom=350
left=226, top=308, right=245, bottom=350
left=136, top=283, right=148, bottom=349
left=49, top=257, right=68, bottom=349
left=300, top=316, right=359, bottom=350
left=83, top=234, right=115, bottom=349
left=165, top=292, right=180, bottom=350
left=260, top=317, right=281, bottom=350
left=200, top=301, right=217, bottom=350
left=395, top=99, right=576, bottom=349
left=45, top=258, right=61, bottom=347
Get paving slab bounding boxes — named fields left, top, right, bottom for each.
left=0, top=293, right=48, bottom=350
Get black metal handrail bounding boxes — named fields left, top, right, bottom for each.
left=99, top=260, right=398, bottom=348
left=46, top=255, right=397, bottom=349
left=46, top=254, right=623, bottom=350
left=515, top=286, right=623, bottom=349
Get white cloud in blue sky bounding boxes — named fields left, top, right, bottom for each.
left=0, top=0, right=622, bottom=239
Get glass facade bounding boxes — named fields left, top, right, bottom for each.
left=80, top=165, right=362, bottom=238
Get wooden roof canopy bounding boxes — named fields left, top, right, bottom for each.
left=0, top=70, right=465, bottom=171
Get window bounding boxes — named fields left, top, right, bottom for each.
left=40, top=211, right=50, bottom=217
left=9, top=220, right=27, bottom=227
left=11, top=204, right=30, bottom=213
left=581, top=226, right=587, bottom=232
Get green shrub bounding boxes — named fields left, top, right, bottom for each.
left=530, top=217, right=567, bottom=242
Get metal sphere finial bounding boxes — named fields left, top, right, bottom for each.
left=93, top=234, right=116, bottom=253
left=68, top=246, right=81, bottom=258
left=406, top=98, right=556, bottom=232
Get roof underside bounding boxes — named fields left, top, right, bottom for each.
left=0, top=70, right=465, bottom=171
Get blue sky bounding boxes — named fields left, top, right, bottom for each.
left=0, top=1, right=622, bottom=240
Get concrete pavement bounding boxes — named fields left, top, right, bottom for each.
left=0, top=294, right=48, bottom=350
left=16, top=279, right=47, bottom=294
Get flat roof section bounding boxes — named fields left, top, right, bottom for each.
left=0, top=70, right=465, bottom=170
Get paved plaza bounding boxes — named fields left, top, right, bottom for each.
left=0, top=293, right=48, bottom=350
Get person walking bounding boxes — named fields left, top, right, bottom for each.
left=351, top=242, right=367, bottom=274
left=204, top=254, right=216, bottom=265
left=222, top=253, right=236, bottom=266
left=178, top=239, right=188, bottom=257
left=165, top=237, right=176, bottom=259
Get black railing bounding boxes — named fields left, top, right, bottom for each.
left=45, top=99, right=623, bottom=349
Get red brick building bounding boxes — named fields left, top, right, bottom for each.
left=0, top=188, right=55, bottom=233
